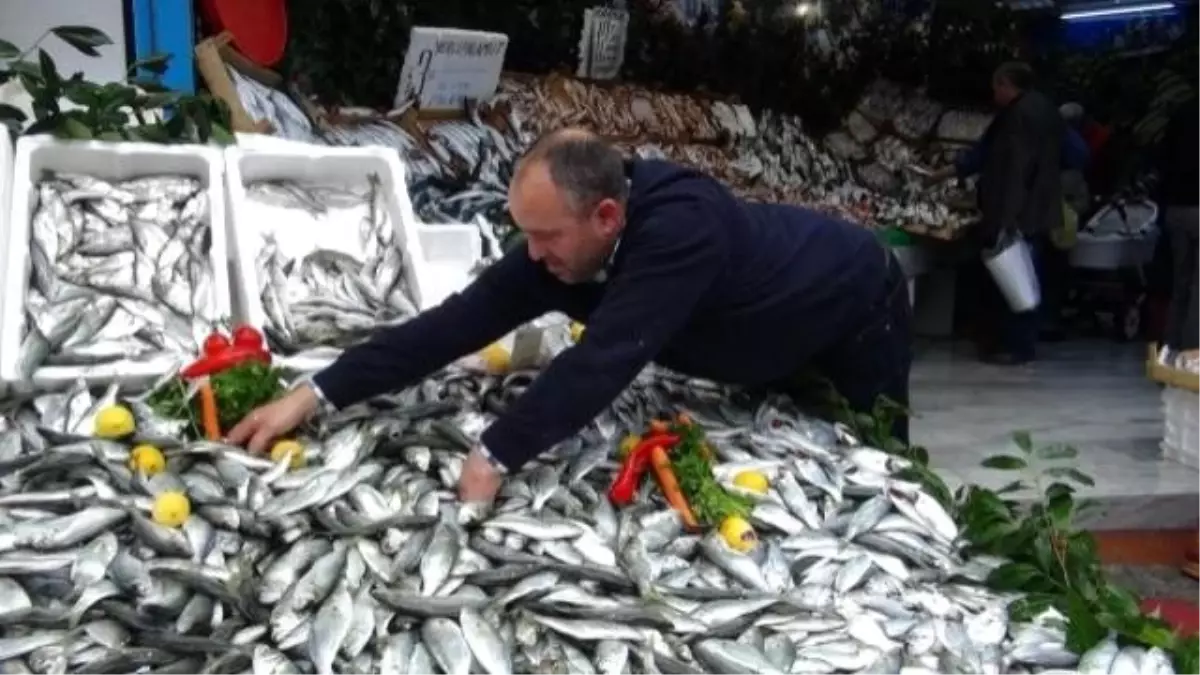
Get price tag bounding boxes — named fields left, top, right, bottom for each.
left=576, top=7, right=629, bottom=80
left=394, top=27, right=509, bottom=111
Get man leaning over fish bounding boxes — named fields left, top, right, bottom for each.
left=228, top=128, right=913, bottom=504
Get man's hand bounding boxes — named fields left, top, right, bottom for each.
left=458, top=447, right=503, bottom=504
left=225, top=384, right=319, bottom=454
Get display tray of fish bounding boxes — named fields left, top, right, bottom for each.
left=226, top=146, right=428, bottom=373
left=0, top=138, right=230, bottom=390
left=0, top=364, right=1141, bottom=675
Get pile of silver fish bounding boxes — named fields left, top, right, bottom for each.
left=245, top=176, right=420, bottom=358
left=18, top=173, right=218, bottom=379
left=0, top=365, right=1153, bottom=675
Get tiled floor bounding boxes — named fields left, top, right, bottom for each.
left=910, top=339, right=1199, bottom=530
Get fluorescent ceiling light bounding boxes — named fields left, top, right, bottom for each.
left=1061, top=2, right=1176, bottom=20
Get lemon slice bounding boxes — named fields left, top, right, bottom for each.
left=732, top=470, right=770, bottom=494
left=478, top=342, right=511, bottom=375
left=569, top=322, right=586, bottom=343
left=94, top=405, right=135, bottom=439
left=719, top=516, right=758, bottom=552
left=151, top=491, right=191, bottom=528
left=128, top=444, right=166, bottom=476
left=270, top=440, right=306, bottom=470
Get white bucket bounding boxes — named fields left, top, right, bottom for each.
left=983, top=237, right=1041, bottom=313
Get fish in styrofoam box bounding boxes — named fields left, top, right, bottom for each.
left=223, top=144, right=429, bottom=374
left=0, top=136, right=229, bottom=389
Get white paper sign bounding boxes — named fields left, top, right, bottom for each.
left=394, top=27, right=509, bottom=111
left=576, top=7, right=629, bottom=80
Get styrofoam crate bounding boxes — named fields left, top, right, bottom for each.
left=1160, top=386, right=1199, bottom=468
left=417, top=224, right=482, bottom=309
left=0, top=125, right=13, bottom=396
left=0, top=136, right=230, bottom=390
left=224, top=145, right=430, bottom=373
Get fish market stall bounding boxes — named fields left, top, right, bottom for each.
left=0, top=363, right=1181, bottom=674
left=0, top=136, right=230, bottom=390
left=225, top=145, right=430, bottom=373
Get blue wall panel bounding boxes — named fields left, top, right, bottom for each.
left=130, top=0, right=196, bottom=93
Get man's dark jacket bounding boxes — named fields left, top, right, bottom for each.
left=977, top=90, right=1065, bottom=244
left=1157, top=97, right=1199, bottom=208
left=313, top=159, right=890, bottom=471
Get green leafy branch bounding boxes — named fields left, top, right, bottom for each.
left=959, top=432, right=1199, bottom=673
left=839, top=388, right=1199, bottom=673
left=0, top=25, right=234, bottom=144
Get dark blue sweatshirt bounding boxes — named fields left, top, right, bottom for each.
left=313, top=159, right=890, bottom=470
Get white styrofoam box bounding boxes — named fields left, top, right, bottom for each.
left=1161, top=386, right=1199, bottom=469
left=225, top=144, right=429, bottom=373
left=416, top=224, right=483, bottom=309
left=0, top=125, right=12, bottom=397
left=0, top=136, right=230, bottom=389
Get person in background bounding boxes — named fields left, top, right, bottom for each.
left=927, top=62, right=1065, bottom=364
left=1157, top=97, right=1199, bottom=357
left=226, top=128, right=913, bottom=504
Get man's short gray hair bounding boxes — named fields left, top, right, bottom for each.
left=993, top=61, right=1035, bottom=91
left=520, top=129, right=630, bottom=214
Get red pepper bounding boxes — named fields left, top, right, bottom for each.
left=202, top=333, right=230, bottom=357
left=232, top=324, right=264, bottom=350
left=607, top=434, right=680, bottom=506
left=182, top=325, right=271, bottom=379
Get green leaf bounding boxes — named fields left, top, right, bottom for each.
left=1101, top=585, right=1142, bottom=618
left=1008, top=594, right=1055, bottom=623
left=986, top=562, right=1046, bottom=591
left=1044, top=481, right=1075, bottom=501
left=129, top=76, right=169, bottom=93
left=59, top=117, right=92, bottom=140
left=1047, top=492, right=1074, bottom=529
left=972, top=519, right=1019, bottom=546
left=1012, top=430, right=1033, bottom=454
left=37, top=49, right=61, bottom=94
left=0, top=39, right=19, bottom=60
left=0, top=103, right=27, bottom=123
left=51, top=26, right=113, bottom=57
left=1064, top=591, right=1107, bottom=654
left=1032, top=534, right=1057, bottom=578
left=1044, top=466, right=1095, bottom=487
left=995, top=480, right=1026, bottom=495
left=1172, top=635, right=1199, bottom=674
left=209, top=123, right=236, bottom=145
left=138, top=92, right=182, bottom=109
left=96, top=130, right=123, bottom=142
left=981, top=454, right=1027, bottom=470
left=1035, top=443, right=1078, bottom=461
left=9, top=60, right=42, bottom=79
left=128, top=53, right=171, bottom=76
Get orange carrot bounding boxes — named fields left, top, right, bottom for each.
left=198, top=381, right=221, bottom=441
left=649, top=445, right=700, bottom=531
left=677, top=412, right=693, bottom=426
left=648, top=419, right=670, bottom=435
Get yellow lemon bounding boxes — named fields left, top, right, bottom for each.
left=151, top=491, right=191, bottom=528
left=719, top=516, right=758, bottom=553
left=270, top=440, right=307, bottom=470
left=569, top=322, right=586, bottom=343
left=732, top=470, right=770, bottom=494
left=618, top=434, right=641, bottom=458
left=93, top=405, right=135, bottom=439
left=128, top=444, right=165, bottom=476
left=478, top=342, right=511, bottom=374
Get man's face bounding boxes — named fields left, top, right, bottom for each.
left=509, top=162, right=624, bottom=283
left=992, top=77, right=1016, bottom=107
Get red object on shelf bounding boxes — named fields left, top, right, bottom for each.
left=1141, top=598, right=1200, bottom=637
left=198, top=0, right=288, bottom=68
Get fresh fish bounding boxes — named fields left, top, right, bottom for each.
left=245, top=175, right=419, bottom=359
left=19, top=173, right=218, bottom=378
left=0, top=365, right=1105, bottom=675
